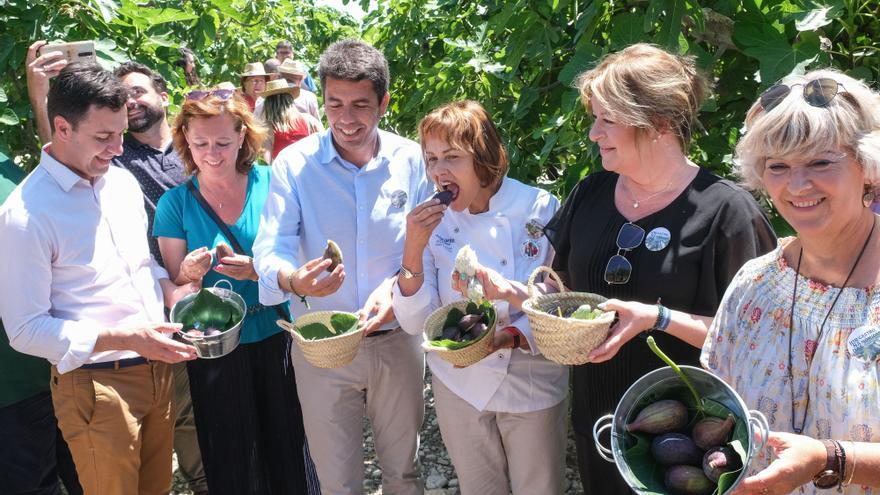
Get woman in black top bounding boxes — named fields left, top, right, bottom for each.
left=544, top=44, right=777, bottom=493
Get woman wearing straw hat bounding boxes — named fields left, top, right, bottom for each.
left=259, top=79, right=322, bottom=161
left=239, top=62, right=269, bottom=111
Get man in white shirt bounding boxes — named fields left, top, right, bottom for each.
left=0, top=62, right=197, bottom=495
left=254, top=40, right=429, bottom=494
left=278, top=59, right=322, bottom=120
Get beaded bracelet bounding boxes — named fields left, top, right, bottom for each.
left=287, top=271, right=310, bottom=309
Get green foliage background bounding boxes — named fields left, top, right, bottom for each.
left=1, top=0, right=878, bottom=229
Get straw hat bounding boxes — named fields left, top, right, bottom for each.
left=240, top=62, right=268, bottom=78
left=259, top=79, right=301, bottom=98
left=278, top=59, right=307, bottom=76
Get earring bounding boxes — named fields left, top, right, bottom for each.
left=863, top=188, right=875, bottom=208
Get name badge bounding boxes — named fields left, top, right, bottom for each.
left=848, top=325, right=880, bottom=362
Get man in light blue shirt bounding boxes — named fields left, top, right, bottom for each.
left=254, top=39, right=429, bottom=494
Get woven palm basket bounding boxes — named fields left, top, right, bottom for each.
left=422, top=300, right=496, bottom=368
left=522, top=266, right=616, bottom=365
left=277, top=311, right=364, bottom=368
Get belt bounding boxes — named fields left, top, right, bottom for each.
left=365, top=328, right=397, bottom=338
left=80, top=357, right=149, bottom=370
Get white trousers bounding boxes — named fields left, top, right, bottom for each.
left=432, top=376, right=567, bottom=495
left=291, top=328, right=425, bottom=495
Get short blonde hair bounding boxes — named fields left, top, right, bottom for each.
left=418, top=100, right=508, bottom=188
left=575, top=43, right=709, bottom=150
left=172, top=90, right=267, bottom=176
left=734, top=69, right=880, bottom=190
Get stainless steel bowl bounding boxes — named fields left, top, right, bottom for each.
left=169, top=281, right=246, bottom=359
left=593, top=365, right=769, bottom=494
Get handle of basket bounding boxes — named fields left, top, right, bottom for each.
left=747, top=409, right=770, bottom=458
left=276, top=319, right=297, bottom=333
left=592, top=414, right=616, bottom=463
left=526, top=265, right=567, bottom=299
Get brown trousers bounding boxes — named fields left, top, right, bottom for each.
left=50, top=362, right=174, bottom=495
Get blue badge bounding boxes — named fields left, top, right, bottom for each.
left=390, top=190, right=407, bottom=209
left=645, top=227, right=671, bottom=252
left=848, top=325, right=880, bottom=362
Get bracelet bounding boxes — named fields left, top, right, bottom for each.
left=834, top=440, right=846, bottom=492
left=502, top=326, right=521, bottom=349
left=844, top=441, right=856, bottom=486
left=652, top=304, right=671, bottom=332
left=287, top=271, right=310, bottom=309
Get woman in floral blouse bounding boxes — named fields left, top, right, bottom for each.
left=702, top=69, right=880, bottom=494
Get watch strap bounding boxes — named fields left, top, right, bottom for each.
left=399, top=264, right=423, bottom=279
left=812, top=439, right=843, bottom=489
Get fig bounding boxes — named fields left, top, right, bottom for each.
left=215, top=242, right=233, bottom=260
left=204, top=327, right=222, bottom=336
left=651, top=433, right=704, bottom=467
left=457, top=314, right=482, bottom=333
left=692, top=414, right=735, bottom=450
left=441, top=326, right=460, bottom=341
left=322, top=240, right=343, bottom=272
left=470, top=322, right=488, bottom=339
left=664, top=465, right=715, bottom=495
left=431, top=189, right=453, bottom=206
left=626, top=399, right=688, bottom=435
left=702, top=446, right=742, bottom=483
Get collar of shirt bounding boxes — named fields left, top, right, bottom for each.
left=316, top=128, right=403, bottom=173
left=40, top=146, right=95, bottom=193
left=124, top=133, right=175, bottom=154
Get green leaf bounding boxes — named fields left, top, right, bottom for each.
left=329, top=312, right=358, bottom=334
left=0, top=87, right=6, bottom=104
left=558, top=44, right=601, bottom=86
left=0, top=107, right=17, bottom=126
left=90, top=0, right=120, bottom=23
left=609, top=12, right=646, bottom=50
left=656, top=0, right=686, bottom=49
left=173, top=289, right=240, bottom=331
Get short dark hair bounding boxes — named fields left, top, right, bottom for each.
left=114, top=61, right=168, bottom=94
left=47, top=62, right=128, bottom=133
left=319, top=39, right=389, bottom=103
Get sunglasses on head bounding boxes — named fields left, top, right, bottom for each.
left=759, top=78, right=844, bottom=113
left=604, top=222, right=645, bottom=285
left=185, top=89, right=235, bottom=101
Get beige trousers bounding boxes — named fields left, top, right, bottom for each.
left=170, top=362, right=207, bottom=493
left=291, top=328, right=425, bottom=495
left=50, top=362, right=174, bottom=495
left=432, top=376, right=568, bottom=495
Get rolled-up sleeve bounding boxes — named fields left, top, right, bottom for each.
left=0, top=209, right=98, bottom=373
left=254, top=153, right=303, bottom=306
left=392, top=248, right=440, bottom=337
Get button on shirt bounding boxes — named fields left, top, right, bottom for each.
left=113, top=134, right=187, bottom=264
left=254, top=129, right=430, bottom=323
left=392, top=177, right=568, bottom=413
left=0, top=148, right=168, bottom=373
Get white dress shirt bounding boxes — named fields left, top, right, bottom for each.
left=254, top=129, right=430, bottom=324
left=392, top=177, right=568, bottom=413
left=0, top=148, right=168, bottom=373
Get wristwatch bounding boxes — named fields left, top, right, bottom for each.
left=812, top=440, right=843, bottom=489
left=399, top=264, right=423, bottom=279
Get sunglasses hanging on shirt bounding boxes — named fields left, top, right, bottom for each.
left=604, top=222, right=645, bottom=285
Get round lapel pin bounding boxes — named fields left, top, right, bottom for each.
left=645, top=227, right=671, bottom=252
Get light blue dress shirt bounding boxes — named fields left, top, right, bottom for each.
left=254, top=129, right=431, bottom=327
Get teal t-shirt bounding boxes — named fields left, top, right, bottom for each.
left=1, top=152, right=52, bottom=409
left=153, top=165, right=285, bottom=344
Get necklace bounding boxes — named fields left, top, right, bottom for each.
left=621, top=176, right=674, bottom=209
left=787, top=219, right=875, bottom=434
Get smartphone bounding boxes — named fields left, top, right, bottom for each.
left=38, top=41, right=96, bottom=63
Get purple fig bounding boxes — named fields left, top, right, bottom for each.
left=651, top=433, right=704, bottom=467
left=205, top=327, right=222, bottom=336
left=692, top=414, right=735, bottom=450
left=441, top=326, right=460, bottom=341
left=457, top=314, right=482, bottom=333
left=664, top=465, right=715, bottom=495
left=626, top=399, right=688, bottom=435
left=702, top=446, right=742, bottom=483
left=431, top=189, right=454, bottom=206
left=469, top=322, right=488, bottom=339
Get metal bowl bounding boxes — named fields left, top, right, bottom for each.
left=169, top=281, right=246, bottom=359
left=593, top=365, right=769, bottom=494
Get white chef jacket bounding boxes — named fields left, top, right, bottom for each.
left=393, top=176, right=568, bottom=413
left=0, top=147, right=169, bottom=373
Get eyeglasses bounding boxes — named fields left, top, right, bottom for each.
left=759, top=78, right=844, bottom=113
left=185, top=89, right=235, bottom=101
left=604, top=222, right=645, bottom=284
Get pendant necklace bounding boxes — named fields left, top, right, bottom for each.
left=787, top=218, right=875, bottom=434
left=622, top=176, right=674, bottom=209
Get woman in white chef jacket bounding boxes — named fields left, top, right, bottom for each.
left=392, top=100, right=567, bottom=495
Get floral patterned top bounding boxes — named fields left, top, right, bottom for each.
left=701, top=239, right=880, bottom=494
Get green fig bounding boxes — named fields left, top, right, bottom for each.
left=626, top=399, right=688, bottom=435
left=702, top=446, right=742, bottom=483
left=692, top=414, right=735, bottom=450
left=651, top=433, right=704, bottom=467
left=664, top=465, right=715, bottom=495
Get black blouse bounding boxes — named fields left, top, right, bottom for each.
left=545, top=168, right=777, bottom=494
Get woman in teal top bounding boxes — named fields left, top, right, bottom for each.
left=154, top=89, right=313, bottom=495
